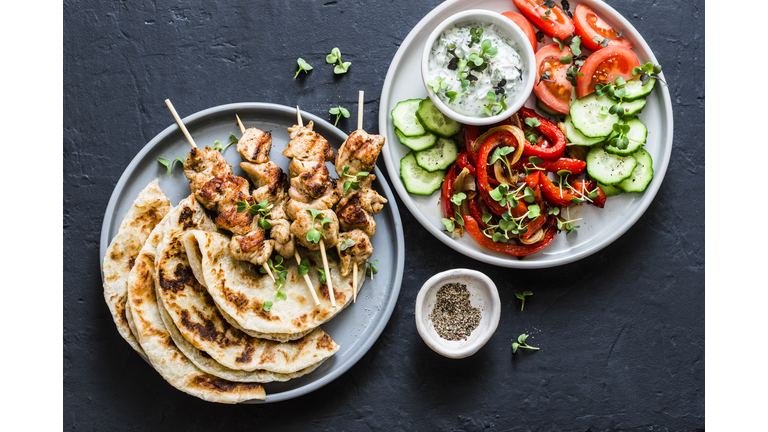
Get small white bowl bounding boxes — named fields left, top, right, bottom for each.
left=415, top=269, right=500, bottom=359
left=421, top=9, right=536, bottom=126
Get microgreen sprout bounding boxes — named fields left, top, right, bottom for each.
left=483, top=91, right=507, bottom=116
left=441, top=215, right=465, bottom=233
left=326, top=47, right=351, bottom=74
left=329, top=106, right=350, bottom=126
left=515, top=291, right=533, bottom=311
left=338, top=238, right=355, bottom=251
left=445, top=91, right=459, bottom=104
left=489, top=145, right=516, bottom=176
left=365, top=259, right=379, bottom=279
left=428, top=76, right=450, bottom=94
left=298, top=257, right=326, bottom=283
left=236, top=199, right=273, bottom=229
left=525, top=117, right=541, bottom=128
left=560, top=0, right=573, bottom=17
left=305, top=208, right=334, bottom=244
left=262, top=301, right=273, bottom=312
left=294, top=58, right=313, bottom=79
left=157, top=156, right=185, bottom=175
left=539, top=0, right=556, bottom=20
left=524, top=156, right=545, bottom=175
left=555, top=206, right=581, bottom=233
left=511, top=333, right=539, bottom=353
left=260, top=256, right=288, bottom=288
left=450, top=192, right=467, bottom=207
left=609, top=121, right=632, bottom=150
left=213, top=133, right=239, bottom=152
left=592, top=36, right=610, bottom=47
left=537, top=70, right=554, bottom=86
left=340, top=165, right=369, bottom=193
left=469, top=27, right=484, bottom=47
left=632, top=62, right=666, bottom=86
left=559, top=54, right=573, bottom=64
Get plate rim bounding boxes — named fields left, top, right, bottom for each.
left=377, top=0, right=674, bottom=269
left=99, top=102, right=405, bottom=403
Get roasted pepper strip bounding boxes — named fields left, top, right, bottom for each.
left=469, top=196, right=489, bottom=230
left=464, top=125, right=481, bottom=166
left=441, top=162, right=460, bottom=219
left=456, top=151, right=477, bottom=177
left=519, top=107, right=567, bottom=160
left=538, top=171, right=578, bottom=207
left=520, top=157, right=586, bottom=175
left=462, top=214, right=558, bottom=257
left=520, top=186, right=548, bottom=240
left=572, top=179, right=607, bottom=208
left=477, top=132, right=525, bottom=216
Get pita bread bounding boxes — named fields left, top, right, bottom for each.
left=103, top=179, right=171, bottom=354
left=155, top=295, right=329, bottom=383
left=154, top=196, right=340, bottom=373
left=127, top=210, right=265, bottom=403
left=182, top=230, right=363, bottom=341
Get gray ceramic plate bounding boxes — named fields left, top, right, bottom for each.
left=99, top=102, right=405, bottom=403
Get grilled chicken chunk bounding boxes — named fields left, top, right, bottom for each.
left=286, top=184, right=340, bottom=220
left=269, top=219, right=295, bottom=258
left=336, top=230, right=373, bottom=277
left=338, top=175, right=388, bottom=214
left=335, top=129, right=386, bottom=176
left=230, top=230, right=275, bottom=266
left=237, top=127, right=273, bottom=164
left=284, top=121, right=334, bottom=163
left=291, top=162, right=336, bottom=200
left=290, top=209, right=339, bottom=251
left=195, top=174, right=251, bottom=212
left=183, top=147, right=233, bottom=195
left=240, top=161, right=284, bottom=188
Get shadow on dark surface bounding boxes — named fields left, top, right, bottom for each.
left=64, top=0, right=704, bottom=430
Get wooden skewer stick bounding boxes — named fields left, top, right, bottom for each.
left=296, top=106, right=336, bottom=307
left=233, top=114, right=275, bottom=282
left=165, top=99, right=197, bottom=148
left=351, top=90, right=365, bottom=303
left=295, top=251, right=321, bottom=306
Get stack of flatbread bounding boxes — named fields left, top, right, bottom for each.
left=102, top=180, right=363, bottom=403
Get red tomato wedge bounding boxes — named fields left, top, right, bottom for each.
left=573, top=4, right=633, bottom=52
left=576, top=46, right=640, bottom=98
left=512, top=0, right=575, bottom=40
left=534, top=44, right=573, bottom=114
left=502, top=11, right=537, bottom=52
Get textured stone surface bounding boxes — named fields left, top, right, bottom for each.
left=64, top=0, right=704, bottom=430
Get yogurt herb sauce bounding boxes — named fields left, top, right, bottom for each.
left=428, top=24, right=523, bottom=117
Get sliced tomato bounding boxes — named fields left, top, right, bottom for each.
left=534, top=44, right=573, bottom=115
left=512, top=0, right=575, bottom=40
left=573, top=4, right=633, bottom=52
left=575, top=46, right=640, bottom=98
left=502, top=11, right=537, bottom=52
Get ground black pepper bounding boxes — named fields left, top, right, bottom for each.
left=429, top=282, right=482, bottom=341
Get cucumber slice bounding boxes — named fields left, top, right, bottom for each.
left=618, top=148, right=654, bottom=193
left=598, top=182, right=623, bottom=197
left=416, top=98, right=462, bottom=138
left=604, top=118, right=647, bottom=156
left=564, top=115, right=606, bottom=146
left=621, top=77, right=655, bottom=101
left=400, top=152, right=446, bottom=195
left=415, top=137, right=458, bottom=172
left=586, top=146, right=638, bottom=185
left=391, top=99, right=426, bottom=137
left=395, top=128, right=437, bottom=151
left=537, top=98, right=564, bottom=117
left=618, top=98, right=647, bottom=116
left=570, top=93, right=618, bottom=138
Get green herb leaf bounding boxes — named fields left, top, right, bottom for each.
left=365, top=259, right=378, bottom=279
left=482, top=212, right=493, bottom=224
left=511, top=342, right=519, bottom=353
left=515, top=291, right=533, bottom=311
left=525, top=117, right=541, bottom=128
left=275, top=290, right=287, bottom=301
left=559, top=54, right=573, bottom=64
left=326, top=47, right=341, bottom=64
left=441, top=217, right=455, bottom=233
left=295, top=57, right=313, bottom=79
left=450, top=192, right=467, bottom=206
left=262, top=301, right=273, bottom=312
left=570, top=35, right=582, bottom=56
left=339, top=238, right=355, bottom=251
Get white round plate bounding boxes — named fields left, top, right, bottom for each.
left=378, top=0, right=673, bottom=269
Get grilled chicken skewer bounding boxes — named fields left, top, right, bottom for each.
left=164, top=99, right=276, bottom=281
left=286, top=107, right=339, bottom=307
left=234, top=114, right=321, bottom=306
left=335, top=91, right=387, bottom=302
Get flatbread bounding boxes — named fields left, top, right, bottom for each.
left=182, top=230, right=363, bottom=341
left=154, top=196, right=340, bottom=373
left=103, top=179, right=171, bottom=354
left=127, top=209, right=265, bottom=403
left=155, top=295, right=329, bottom=383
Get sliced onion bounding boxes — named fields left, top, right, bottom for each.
left=519, top=228, right=545, bottom=244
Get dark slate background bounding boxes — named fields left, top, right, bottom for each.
left=64, top=0, right=704, bottom=430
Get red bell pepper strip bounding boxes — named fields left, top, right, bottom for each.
left=572, top=179, right=607, bottom=208
left=519, top=107, right=566, bottom=160
left=456, top=151, right=477, bottom=177
left=464, top=125, right=481, bottom=166
left=524, top=171, right=541, bottom=189
left=469, top=196, right=489, bottom=230
left=520, top=186, right=548, bottom=240
left=462, top=215, right=558, bottom=257
left=520, top=157, right=586, bottom=175
left=441, top=163, right=460, bottom=219
left=538, top=172, right=578, bottom=207
left=476, top=132, right=525, bottom=216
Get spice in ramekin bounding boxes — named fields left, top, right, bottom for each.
left=429, top=282, right=482, bottom=341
